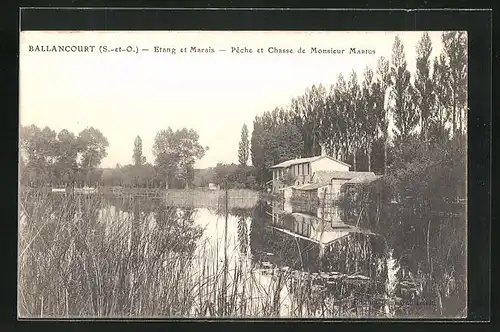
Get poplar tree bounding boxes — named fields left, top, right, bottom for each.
left=441, top=31, right=467, bottom=137
left=414, top=32, right=435, bottom=143
left=133, top=135, right=145, bottom=166
left=334, top=73, right=350, bottom=162
left=375, top=56, right=391, bottom=175
left=238, top=124, right=249, bottom=166
left=361, top=66, right=377, bottom=172
left=347, top=70, right=362, bottom=171
left=390, top=35, right=418, bottom=145
left=431, top=54, right=451, bottom=141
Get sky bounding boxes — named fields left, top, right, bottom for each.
left=20, top=31, right=445, bottom=169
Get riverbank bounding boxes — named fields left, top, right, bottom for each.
left=20, top=186, right=263, bottom=209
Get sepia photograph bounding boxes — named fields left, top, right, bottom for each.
left=18, top=30, right=467, bottom=319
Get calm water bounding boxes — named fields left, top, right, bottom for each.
left=19, top=191, right=466, bottom=318
left=96, top=192, right=465, bottom=318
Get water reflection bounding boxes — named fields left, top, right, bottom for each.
left=97, top=196, right=396, bottom=317
left=21, top=192, right=463, bottom=318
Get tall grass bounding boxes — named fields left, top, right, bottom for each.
left=19, top=191, right=399, bottom=318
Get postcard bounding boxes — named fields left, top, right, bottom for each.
left=19, top=30, right=467, bottom=319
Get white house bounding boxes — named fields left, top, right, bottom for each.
left=270, top=144, right=382, bottom=206
left=270, top=151, right=351, bottom=193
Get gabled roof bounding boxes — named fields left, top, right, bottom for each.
left=270, top=155, right=351, bottom=169
left=313, top=171, right=377, bottom=182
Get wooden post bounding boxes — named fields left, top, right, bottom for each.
left=221, top=186, right=229, bottom=315
left=384, top=142, right=388, bottom=176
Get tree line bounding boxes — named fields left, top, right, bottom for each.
left=19, top=121, right=256, bottom=189
left=20, top=125, right=209, bottom=189
left=20, top=125, right=109, bottom=187
left=20, top=32, right=466, bottom=193
left=250, top=32, right=467, bottom=184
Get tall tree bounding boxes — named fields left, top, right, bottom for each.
left=320, top=85, right=344, bottom=160
left=375, top=56, right=391, bottom=175
left=414, top=32, right=435, bottom=143
left=250, top=117, right=266, bottom=184
left=238, top=124, right=250, bottom=166
left=77, top=127, right=109, bottom=170
left=275, top=123, right=304, bottom=165
left=152, top=127, right=207, bottom=189
left=20, top=125, right=58, bottom=185
left=54, top=129, right=79, bottom=185
left=292, top=85, right=327, bottom=157
left=441, top=31, right=467, bottom=137
left=333, top=73, right=350, bottom=162
left=310, top=84, right=328, bottom=157
left=361, top=66, right=378, bottom=172
left=431, top=54, right=451, bottom=142
left=347, top=70, right=363, bottom=171
left=390, top=35, right=418, bottom=146
left=76, top=127, right=109, bottom=186
left=133, top=135, right=146, bottom=166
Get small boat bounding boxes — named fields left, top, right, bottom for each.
left=51, top=188, right=66, bottom=193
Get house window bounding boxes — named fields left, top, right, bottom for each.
left=301, top=164, right=305, bottom=175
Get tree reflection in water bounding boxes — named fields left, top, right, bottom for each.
left=249, top=200, right=392, bottom=317
left=18, top=190, right=465, bottom=318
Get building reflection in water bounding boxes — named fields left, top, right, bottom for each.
left=248, top=200, right=390, bottom=316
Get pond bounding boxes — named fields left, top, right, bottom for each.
left=18, top=190, right=466, bottom=318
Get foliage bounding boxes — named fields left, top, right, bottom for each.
left=52, top=129, right=79, bottom=184
left=152, top=127, right=207, bottom=189
left=245, top=32, right=467, bottom=316
left=390, top=35, right=418, bottom=146
left=414, top=32, right=435, bottom=142
left=238, top=124, right=250, bottom=166
left=347, top=70, right=363, bottom=170
left=247, top=32, right=465, bottom=186
left=337, top=134, right=466, bottom=316
left=20, top=125, right=109, bottom=187
left=290, top=84, right=328, bottom=157
left=440, top=31, right=467, bottom=137
left=77, top=127, right=110, bottom=170
left=18, top=193, right=204, bottom=317
left=193, top=168, right=216, bottom=188
left=133, top=135, right=146, bottom=166
left=250, top=110, right=305, bottom=184
left=212, top=163, right=258, bottom=189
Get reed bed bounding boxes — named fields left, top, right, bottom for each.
left=19, top=191, right=396, bottom=318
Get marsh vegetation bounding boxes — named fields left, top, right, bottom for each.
left=18, top=186, right=465, bottom=318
